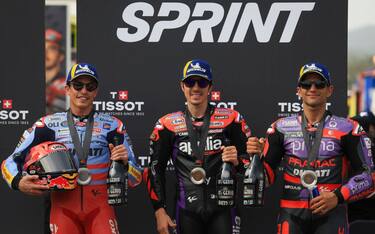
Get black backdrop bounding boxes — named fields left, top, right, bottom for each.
left=0, top=0, right=45, bottom=234
left=0, top=0, right=363, bottom=233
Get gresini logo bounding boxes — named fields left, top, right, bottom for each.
left=94, top=91, right=145, bottom=117
left=0, top=99, right=29, bottom=125
left=117, top=2, right=315, bottom=43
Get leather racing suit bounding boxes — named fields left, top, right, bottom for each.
left=262, top=113, right=375, bottom=234
left=146, top=106, right=251, bottom=234
left=1, top=111, right=143, bottom=234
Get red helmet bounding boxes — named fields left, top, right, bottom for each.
left=23, top=141, right=77, bottom=190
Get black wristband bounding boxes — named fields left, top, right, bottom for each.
left=11, top=173, right=23, bottom=190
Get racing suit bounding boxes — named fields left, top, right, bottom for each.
left=262, top=113, right=375, bottom=234
left=1, top=111, right=143, bottom=234
left=146, top=106, right=251, bottom=234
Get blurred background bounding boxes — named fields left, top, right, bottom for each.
left=347, top=0, right=375, bottom=116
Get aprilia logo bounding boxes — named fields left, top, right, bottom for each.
left=117, top=2, right=315, bottom=43
left=179, top=136, right=222, bottom=154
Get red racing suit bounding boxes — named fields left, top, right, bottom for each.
left=146, top=106, right=251, bottom=234
left=262, top=113, right=375, bottom=234
left=1, top=111, right=143, bottom=234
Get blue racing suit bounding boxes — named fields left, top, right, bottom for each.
left=2, top=111, right=143, bottom=234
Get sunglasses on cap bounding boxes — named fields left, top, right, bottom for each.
left=298, top=80, right=328, bottom=90
left=70, top=81, right=98, bottom=92
left=183, top=78, right=211, bottom=88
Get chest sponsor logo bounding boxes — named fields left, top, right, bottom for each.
left=178, top=136, right=222, bottom=154
left=291, top=140, right=336, bottom=154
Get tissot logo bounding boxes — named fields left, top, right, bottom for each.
left=118, top=90, right=128, bottom=100
left=207, top=90, right=237, bottom=109
left=211, top=91, right=221, bottom=101
left=93, top=91, right=145, bottom=116
left=2, top=99, right=12, bottom=109
left=116, top=2, right=315, bottom=43
left=0, top=99, right=29, bottom=123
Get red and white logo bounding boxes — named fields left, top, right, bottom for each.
left=118, top=91, right=128, bottom=100
left=211, top=91, right=221, bottom=101
left=2, top=99, right=12, bottom=109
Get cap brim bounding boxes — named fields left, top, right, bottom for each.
left=182, top=74, right=211, bottom=82
left=70, top=74, right=98, bottom=83
left=299, top=71, right=329, bottom=84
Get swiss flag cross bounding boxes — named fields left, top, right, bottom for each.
left=118, top=91, right=128, bottom=100
left=211, top=91, right=221, bottom=101
left=2, top=99, right=12, bottom=109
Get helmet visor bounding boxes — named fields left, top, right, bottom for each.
left=38, top=151, right=76, bottom=174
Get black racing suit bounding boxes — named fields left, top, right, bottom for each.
left=262, top=114, right=375, bottom=234
left=146, top=106, right=251, bottom=234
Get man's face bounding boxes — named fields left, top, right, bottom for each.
left=180, top=76, right=212, bottom=107
left=45, top=41, right=64, bottom=70
left=65, top=76, right=98, bottom=111
left=297, top=73, right=333, bottom=109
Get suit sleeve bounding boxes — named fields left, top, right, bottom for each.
left=107, top=117, right=143, bottom=188
left=262, top=122, right=285, bottom=186
left=335, top=122, right=375, bottom=203
left=145, top=119, right=173, bottom=211
left=1, top=117, right=54, bottom=190
left=227, top=112, right=251, bottom=173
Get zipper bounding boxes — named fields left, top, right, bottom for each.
left=81, top=185, right=84, bottom=211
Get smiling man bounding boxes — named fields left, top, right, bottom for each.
left=146, top=59, right=253, bottom=234
left=247, top=62, right=375, bottom=234
left=1, top=63, right=143, bottom=234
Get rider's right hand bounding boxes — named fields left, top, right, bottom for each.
left=246, top=137, right=265, bottom=156
left=155, top=208, right=177, bottom=234
left=18, top=174, right=49, bottom=196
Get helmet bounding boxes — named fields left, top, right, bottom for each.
left=351, top=111, right=375, bottom=133
left=23, top=141, right=78, bottom=190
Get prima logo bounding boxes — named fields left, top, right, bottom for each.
left=116, top=2, right=315, bottom=43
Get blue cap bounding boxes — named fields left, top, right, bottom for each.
left=298, top=62, right=331, bottom=85
left=66, top=63, right=98, bottom=84
left=182, top=59, right=212, bottom=82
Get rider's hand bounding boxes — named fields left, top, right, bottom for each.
left=246, top=137, right=265, bottom=156
left=155, top=208, right=176, bottom=234
left=109, top=143, right=129, bottom=165
left=221, top=146, right=238, bottom=166
left=18, top=174, right=49, bottom=196
left=310, top=191, right=338, bottom=215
